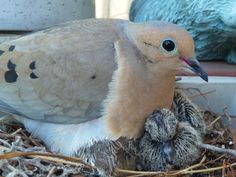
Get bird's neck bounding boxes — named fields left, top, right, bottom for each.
left=103, top=55, right=176, bottom=139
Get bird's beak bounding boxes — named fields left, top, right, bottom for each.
left=179, top=57, right=208, bottom=82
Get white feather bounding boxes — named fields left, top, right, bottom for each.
left=17, top=116, right=112, bottom=155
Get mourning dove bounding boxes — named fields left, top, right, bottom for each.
left=138, top=91, right=206, bottom=171
left=0, top=19, right=208, bottom=156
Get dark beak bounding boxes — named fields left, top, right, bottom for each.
left=180, top=57, right=208, bottom=82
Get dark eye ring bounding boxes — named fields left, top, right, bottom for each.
left=161, top=39, right=176, bottom=52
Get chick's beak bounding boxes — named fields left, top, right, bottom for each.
left=179, top=57, right=208, bottom=82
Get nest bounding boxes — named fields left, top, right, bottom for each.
left=0, top=110, right=235, bottom=177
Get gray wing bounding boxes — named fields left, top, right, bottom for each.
left=0, top=19, right=125, bottom=124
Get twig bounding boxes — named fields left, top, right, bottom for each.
left=117, top=161, right=236, bottom=177
left=228, top=161, right=235, bottom=177
left=11, top=128, right=22, bottom=135
left=0, top=151, right=93, bottom=169
left=222, top=159, right=227, bottom=177
left=181, top=162, right=236, bottom=174
left=199, top=143, right=236, bottom=157
left=179, top=87, right=214, bottom=101
left=190, top=89, right=216, bottom=100
left=223, top=107, right=233, bottom=121
left=32, top=155, right=89, bottom=168
left=0, top=145, right=9, bottom=151
left=203, top=154, right=226, bottom=165
left=171, top=156, right=206, bottom=175
left=46, top=166, right=57, bottom=177
left=21, top=131, right=44, bottom=147
left=115, top=168, right=165, bottom=176
left=208, top=116, right=221, bottom=128
left=116, top=157, right=206, bottom=177
left=0, top=132, right=40, bottom=142
left=0, top=138, right=11, bottom=147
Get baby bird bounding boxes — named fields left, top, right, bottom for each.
left=138, top=91, right=206, bottom=171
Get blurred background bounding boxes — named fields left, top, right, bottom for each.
left=0, top=0, right=132, bottom=30
left=95, top=0, right=131, bottom=19
left=0, top=0, right=131, bottom=42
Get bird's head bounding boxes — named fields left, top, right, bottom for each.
left=125, top=21, right=208, bottom=82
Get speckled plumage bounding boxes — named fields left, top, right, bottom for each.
left=137, top=90, right=206, bottom=171
left=130, top=0, right=236, bottom=63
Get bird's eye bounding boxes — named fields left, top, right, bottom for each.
left=161, top=39, right=176, bottom=52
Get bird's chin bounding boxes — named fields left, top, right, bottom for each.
left=176, top=67, right=195, bottom=76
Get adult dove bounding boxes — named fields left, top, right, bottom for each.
left=0, top=19, right=208, bottom=155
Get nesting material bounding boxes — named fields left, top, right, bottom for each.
left=0, top=110, right=235, bottom=177
left=0, top=117, right=97, bottom=177
left=117, top=111, right=236, bottom=176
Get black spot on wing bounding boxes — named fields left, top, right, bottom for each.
left=0, top=50, right=4, bottom=56
left=7, top=60, right=16, bottom=70
left=8, top=45, right=15, bottom=51
left=91, top=74, right=96, bottom=79
left=29, top=61, right=36, bottom=70
left=5, top=70, right=18, bottom=83
left=30, top=72, right=38, bottom=79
